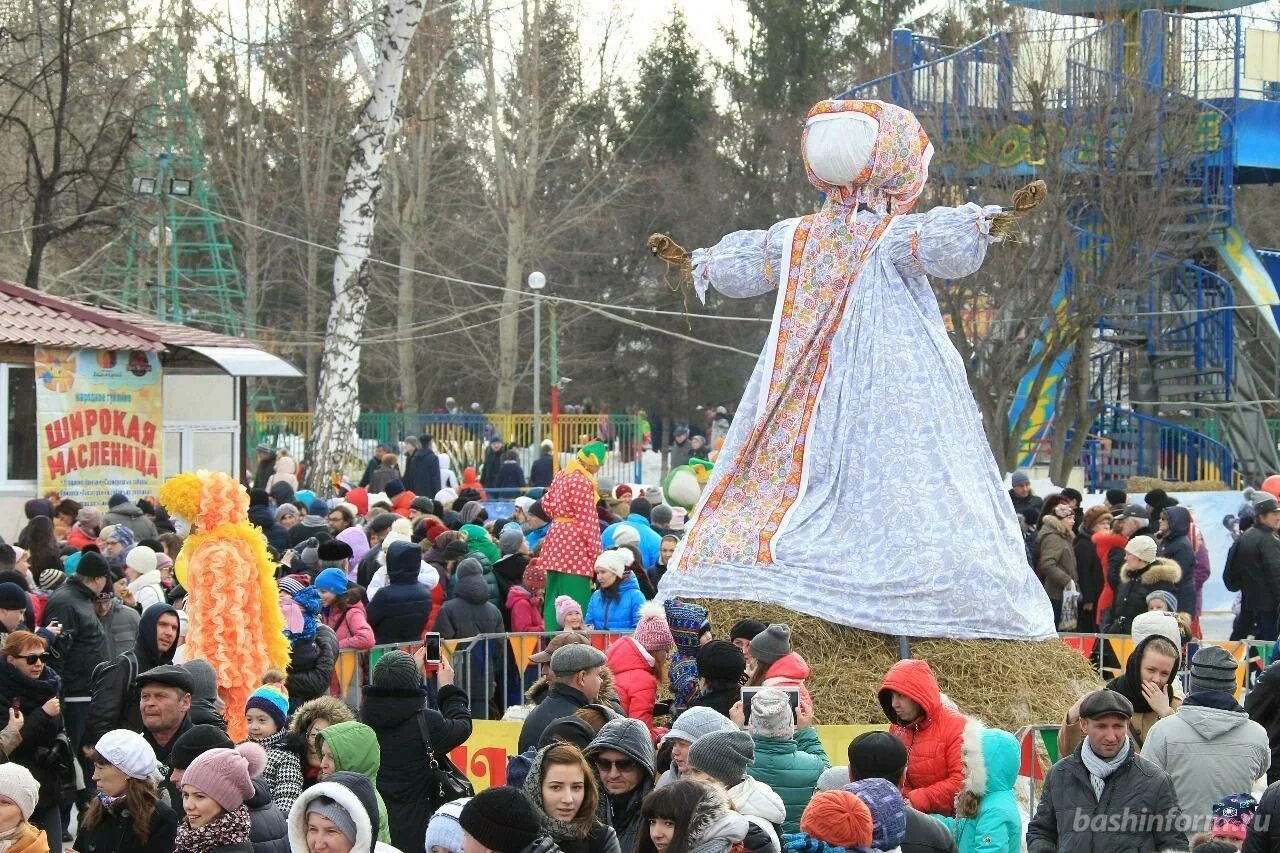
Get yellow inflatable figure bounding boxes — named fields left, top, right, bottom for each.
left=159, top=471, right=290, bottom=741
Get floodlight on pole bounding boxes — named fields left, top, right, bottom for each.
left=527, top=271, right=546, bottom=442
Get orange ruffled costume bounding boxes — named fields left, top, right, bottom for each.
left=159, top=471, right=291, bottom=741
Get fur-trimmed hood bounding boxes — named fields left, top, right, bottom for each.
left=1121, top=556, right=1182, bottom=585
left=688, top=784, right=748, bottom=852
left=287, top=773, right=398, bottom=853
left=959, top=718, right=1020, bottom=796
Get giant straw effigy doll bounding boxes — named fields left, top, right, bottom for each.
left=654, top=99, right=1056, bottom=641
left=159, top=470, right=291, bottom=740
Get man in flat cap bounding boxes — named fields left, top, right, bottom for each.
left=518, top=642, right=606, bottom=752
left=137, top=664, right=194, bottom=805
left=1028, top=689, right=1186, bottom=853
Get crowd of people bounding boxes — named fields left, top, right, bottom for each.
left=4, top=451, right=1280, bottom=853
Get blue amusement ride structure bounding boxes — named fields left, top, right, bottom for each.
left=845, top=0, right=1280, bottom=488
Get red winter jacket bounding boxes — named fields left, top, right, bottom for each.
left=607, top=636, right=661, bottom=739
left=761, top=652, right=814, bottom=707
left=1093, top=530, right=1129, bottom=618
left=878, top=659, right=966, bottom=816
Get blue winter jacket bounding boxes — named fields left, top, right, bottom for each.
left=602, top=516, right=662, bottom=568
left=942, top=723, right=1022, bottom=853
left=585, top=573, right=646, bottom=631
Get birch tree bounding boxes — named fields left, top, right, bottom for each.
left=304, top=0, right=425, bottom=488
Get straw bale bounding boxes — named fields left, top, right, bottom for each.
left=691, top=600, right=1102, bottom=731
left=1126, top=476, right=1230, bottom=493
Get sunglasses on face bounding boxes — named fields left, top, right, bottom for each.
left=594, top=757, right=637, bottom=773
left=18, top=654, right=48, bottom=665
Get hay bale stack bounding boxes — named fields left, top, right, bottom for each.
left=692, top=600, right=1102, bottom=731
left=1125, top=476, right=1230, bottom=493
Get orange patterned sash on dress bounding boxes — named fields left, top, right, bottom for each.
left=680, top=213, right=890, bottom=566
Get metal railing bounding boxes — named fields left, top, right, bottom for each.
left=249, top=412, right=651, bottom=486
left=331, top=630, right=634, bottom=719
left=332, top=628, right=1274, bottom=724
left=1093, top=403, right=1239, bottom=487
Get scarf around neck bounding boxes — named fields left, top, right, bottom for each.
left=175, top=805, right=250, bottom=853
left=1080, top=736, right=1131, bottom=799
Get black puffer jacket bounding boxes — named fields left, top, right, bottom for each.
left=0, top=658, right=66, bottom=811
left=246, top=777, right=289, bottom=853
left=1158, top=506, right=1197, bottom=613
left=286, top=625, right=338, bottom=707
left=1247, top=660, right=1280, bottom=784
left=1027, top=745, right=1185, bottom=853
left=360, top=682, right=472, bottom=853
left=519, top=683, right=594, bottom=753
left=1105, top=558, right=1181, bottom=635
left=367, top=546, right=432, bottom=644
left=247, top=504, right=287, bottom=552
left=86, top=603, right=179, bottom=747
left=1229, top=523, right=1280, bottom=613
left=42, top=576, right=107, bottom=696
left=74, top=798, right=180, bottom=853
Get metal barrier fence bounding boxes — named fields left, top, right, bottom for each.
left=332, top=630, right=634, bottom=719
left=333, top=628, right=1276, bottom=722
left=250, top=412, right=649, bottom=486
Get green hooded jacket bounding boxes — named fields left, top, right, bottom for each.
left=317, top=721, right=392, bottom=843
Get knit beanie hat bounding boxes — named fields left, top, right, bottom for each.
left=748, top=688, right=795, bottom=739
left=521, top=561, right=546, bottom=593
left=844, top=778, right=909, bottom=850
left=729, top=619, right=766, bottom=644
left=425, top=798, right=469, bottom=853
left=695, top=641, right=745, bottom=685
left=308, top=796, right=358, bottom=845
left=687, top=730, right=754, bottom=787
left=594, top=548, right=633, bottom=579
left=633, top=602, right=676, bottom=653
left=182, top=745, right=255, bottom=811
left=555, top=595, right=582, bottom=628
left=650, top=504, right=673, bottom=527
left=246, top=684, right=289, bottom=731
left=76, top=550, right=110, bottom=579
left=0, top=583, right=26, bottom=612
left=611, top=525, right=640, bottom=548
left=1010, top=471, right=1031, bottom=487
left=372, top=649, right=423, bottom=691
left=459, top=787, right=543, bottom=853
left=169, top=725, right=235, bottom=770
left=125, top=545, right=157, bottom=575
left=1130, top=611, right=1182, bottom=648
left=847, top=731, right=908, bottom=782
left=313, top=567, right=349, bottom=596
left=1189, top=645, right=1238, bottom=695
left=663, top=706, right=736, bottom=745
left=664, top=600, right=710, bottom=654
left=1212, top=793, right=1258, bottom=840
left=748, top=623, right=792, bottom=666
left=498, top=529, right=525, bottom=557
left=816, top=766, right=851, bottom=792
left=95, top=729, right=157, bottom=780
left=39, top=567, right=66, bottom=591
left=1125, top=535, right=1158, bottom=564
left=801, top=790, right=873, bottom=850
left=0, top=764, right=39, bottom=820
left=1145, top=590, right=1178, bottom=612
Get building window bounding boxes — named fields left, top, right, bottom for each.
left=3, top=366, right=36, bottom=484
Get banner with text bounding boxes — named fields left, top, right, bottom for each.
left=35, top=346, right=164, bottom=505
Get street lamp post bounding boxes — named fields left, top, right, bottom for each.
left=527, top=271, right=546, bottom=445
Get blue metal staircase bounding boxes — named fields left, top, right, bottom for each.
left=841, top=8, right=1280, bottom=484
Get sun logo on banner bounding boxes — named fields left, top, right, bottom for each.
left=35, top=352, right=76, bottom=393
